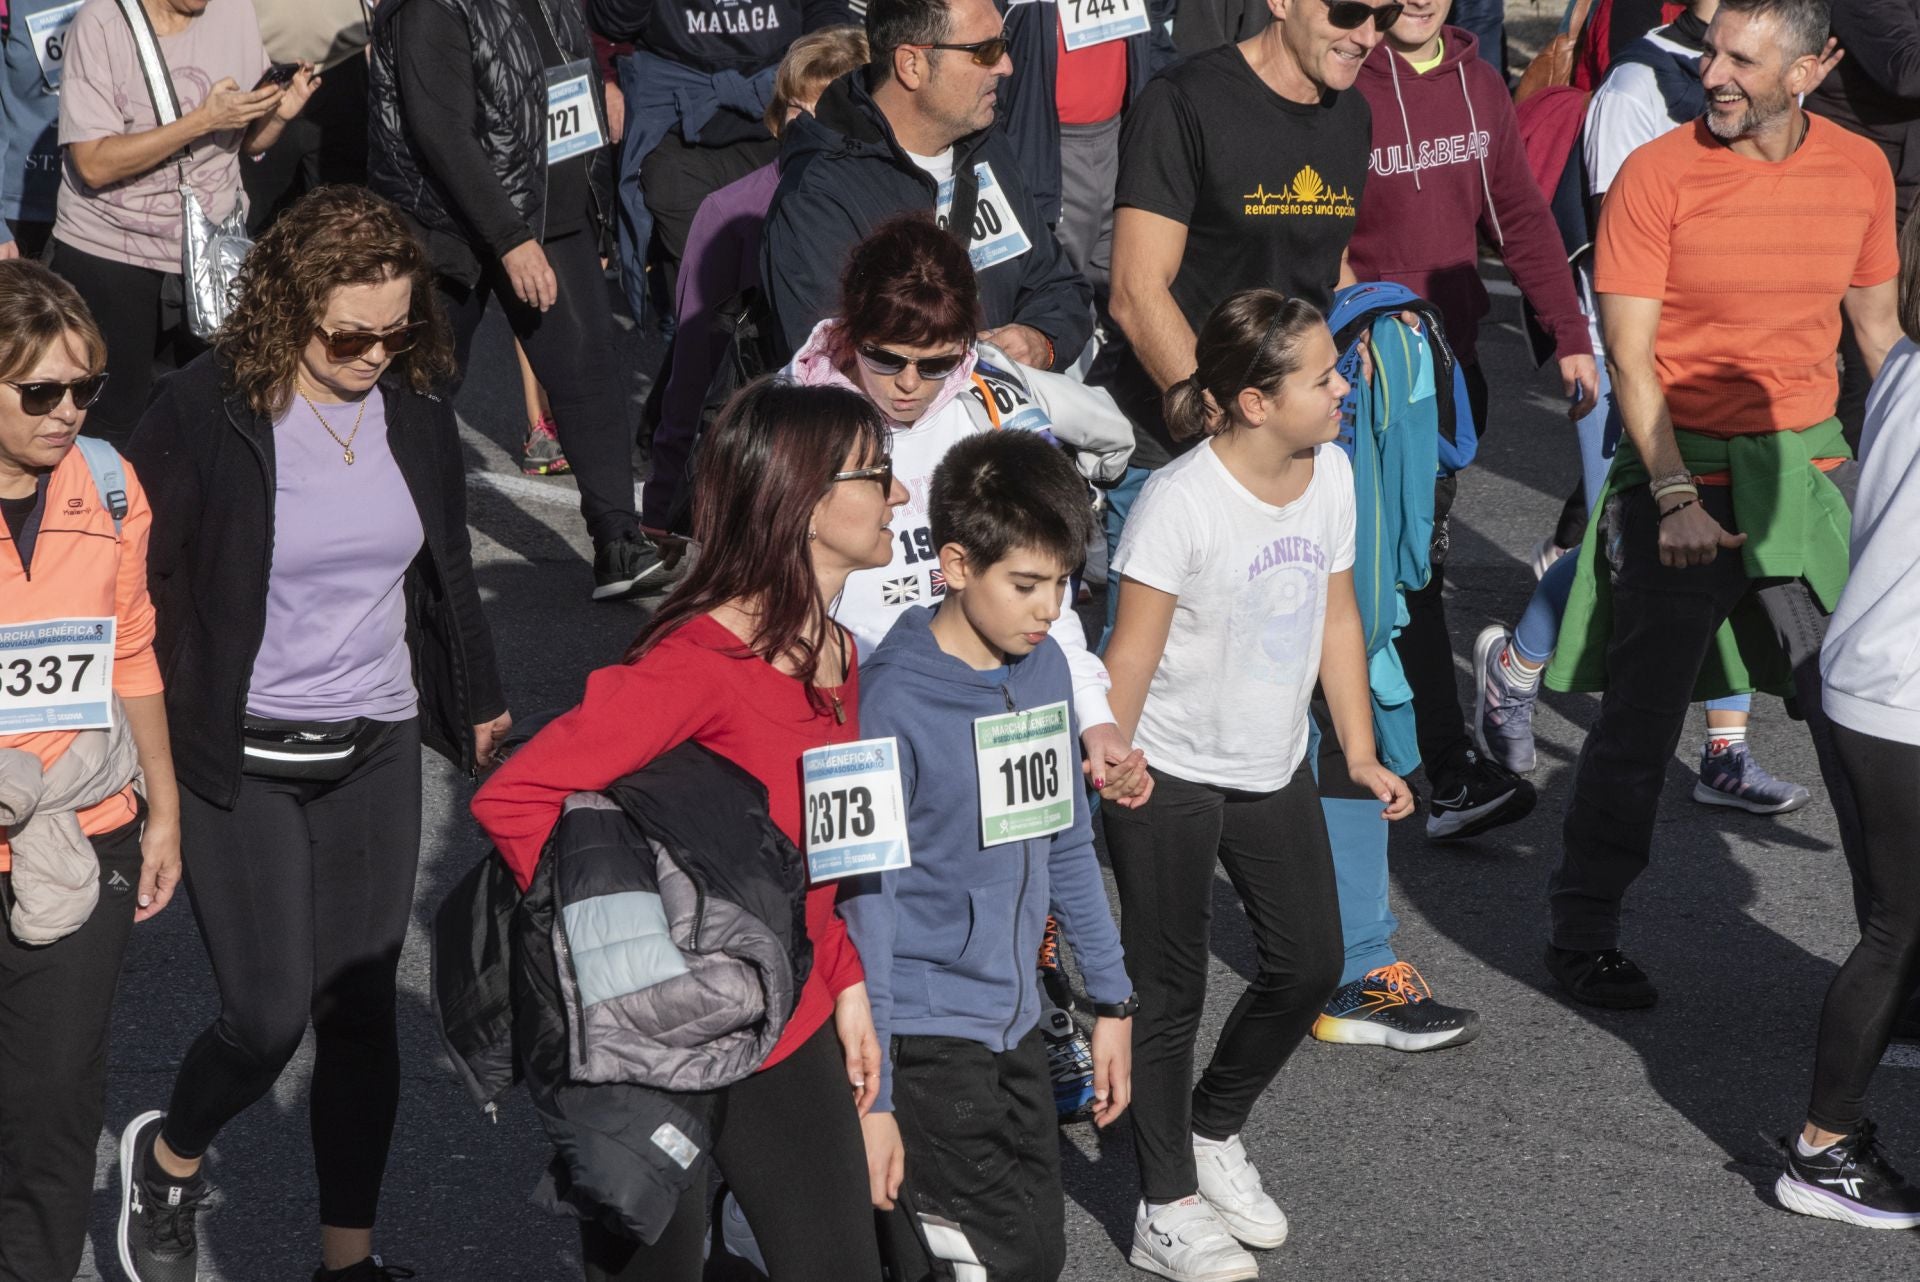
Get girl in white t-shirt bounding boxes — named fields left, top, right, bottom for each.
left=1103, top=289, right=1414, bottom=1281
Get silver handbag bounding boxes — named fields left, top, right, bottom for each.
left=112, top=0, right=252, bottom=339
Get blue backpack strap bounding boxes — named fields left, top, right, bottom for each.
left=72, top=435, right=128, bottom=536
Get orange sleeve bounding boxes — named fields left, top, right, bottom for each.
left=1592, top=146, right=1679, bottom=301
left=1853, top=150, right=1900, bottom=288
left=110, top=466, right=163, bottom=699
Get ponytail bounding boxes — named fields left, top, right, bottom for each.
left=1166, top=289, right=1324, bottom=439
left=1163, top=373, right=1226, bottom=441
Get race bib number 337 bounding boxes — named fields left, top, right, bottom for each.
left=0, top=617, right=115, bottom=734
left=974, top=700, right=1073, bottom=847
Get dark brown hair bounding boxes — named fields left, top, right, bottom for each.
left=0, top=259, right=106, bottom=384
left=833, top=213, right=980, bottom=363
left=217, top=185, right=455, bottom=418
left=629, top=378, right=889, bottom=708
left=930, top=430, right=1093, bottom=571
left=1164, top=289, right=1325, bottom=441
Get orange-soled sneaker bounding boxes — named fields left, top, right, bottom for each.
left=1311, top=961, right=1482, bottom=1052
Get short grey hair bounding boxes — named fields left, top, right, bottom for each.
left=1718, top=0, right=1831, bottom=63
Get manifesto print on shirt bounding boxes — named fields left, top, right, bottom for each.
left=1233, top=533, right=1330, bottom=690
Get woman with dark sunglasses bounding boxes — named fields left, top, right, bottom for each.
left=116, top=186, right=507, bottom=1282
left=0, top=259, right=181, bottom=1282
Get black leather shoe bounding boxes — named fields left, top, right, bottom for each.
left=1545, top=944, right=1658, bottom=1009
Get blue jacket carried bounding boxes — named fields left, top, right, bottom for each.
left=838, top=607, right=1128, bottom=1112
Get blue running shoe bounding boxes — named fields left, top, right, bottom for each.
left=1041, top=1007, right=1095, bottom=1122
left=1311, top=962, right=1481, bottom=1052
left=1693, top=739, right=1811, bottom=815
left=1473, top=626, right=1539, bottom=774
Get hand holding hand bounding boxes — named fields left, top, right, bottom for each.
left=1081, top=722, right=1153, bottom=808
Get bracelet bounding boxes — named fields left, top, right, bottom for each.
left=1042, top=333, right=1056, bottom=370
left=1648, top=469, right=1695, bottom=495
left=1657, top=498, right=1698, bottom=523
left=1651, top=481, right=1700, bottom=502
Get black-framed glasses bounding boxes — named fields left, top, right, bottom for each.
left=6, top=374, right=109, bottom=416
left=1322, top=0, right=1403, bottom=31
left=905, top=35, right=1011, bottom=67
left=856, top=344, right=968, bottom=380
left=831, top=459, right=894, bottom=491
left=314, top=322, right=424, bottom=363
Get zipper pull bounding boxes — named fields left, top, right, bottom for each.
left=484, top=1100, right=498, bottom=1125
left=1001, top=685, right=1015, bottom=713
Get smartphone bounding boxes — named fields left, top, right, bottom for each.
left=254, top=61, right=300, bottom=90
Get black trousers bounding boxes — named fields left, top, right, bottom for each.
left=1806, top=723, right=1920, bottom=1133
left=1103, top=763, right=1342, bottom=1203
left=50, top=239, right=207, bottom=447
left=887, top=1028, right=1064, bottom=1282
left=0, top=810, right=143, bottom=1282
left=579, top=1021, right=881, bottom=1281
left=638, top=131, right=777, bottom=303
left=1549, top=478, right=1868, bottom=950
left=442, top=229, right=639, bottom=549
left=161, top=719, right=421, bottom=1229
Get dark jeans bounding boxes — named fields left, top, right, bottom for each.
left=162, top=719, right=421, bottom=1229
left=442, top=229, right=639, bottom=549
left=887, top=1028, right=1064, bottom=1282
left=1806, top=723, right=1920, bottom=1133
left=1104, top=762, right=1342, bottom=1202
left=0, top=810, right=143, bottom=1282
left=1549, top=476, right=1867, bottom=950
left=579, top=1022, right=881, bottom=1281
left=50, top=239, right=207, bottom=447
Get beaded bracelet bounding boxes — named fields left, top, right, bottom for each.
left=1657, top=498, right=1698, bottom=523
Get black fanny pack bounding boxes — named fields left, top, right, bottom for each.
left=240, top=716, right=387, bottom=782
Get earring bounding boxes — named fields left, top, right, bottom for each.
left=807, top=527, right=818, bottom=541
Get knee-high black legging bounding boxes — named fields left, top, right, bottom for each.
left=441, top=229, right=638, bottom=549
left=1805, top=722, right=1920, bottom=1133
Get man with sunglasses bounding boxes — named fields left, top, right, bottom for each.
left=761, top=0, right=1094, bottom=368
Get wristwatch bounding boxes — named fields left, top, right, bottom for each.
left=1091, top=993, right=1140, bottom=1019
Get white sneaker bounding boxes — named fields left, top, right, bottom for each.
left=1531, top=534, right=1572, bottom=580
left=1129, top=1196, right=1258, bottom=1282
left=1192, top=1134, right=1290, bottom=1248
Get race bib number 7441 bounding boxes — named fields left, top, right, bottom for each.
left=0, top=617, right=115, bottom=734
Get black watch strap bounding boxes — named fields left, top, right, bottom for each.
left=1091, top=993, right=1139, bottom=1019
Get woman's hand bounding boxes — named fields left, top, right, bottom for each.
left=502, top=241, right=559, bottom=312
left=1349, top=758, right=1415, bottom=821
left=473, top=711, right=514, bottom=771
left=860, top=1111, right=906, bottom=1210
left=1082, top=723, right=1153, bottom=808
left=833, top=982, right=881, bottom=1116
left=192, top=78, right=283, bottom=137
left=276, top=65, right=322, bottom=121
left=135, top=815, right=182, bottom=923
left=1089, top=1014, right=1132, bottom=1127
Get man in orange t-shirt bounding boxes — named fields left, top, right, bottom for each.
left=1545, top=0, right=1901, bottom=1010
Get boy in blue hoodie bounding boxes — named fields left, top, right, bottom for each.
left=841, top=431, right=1134, bottom=1281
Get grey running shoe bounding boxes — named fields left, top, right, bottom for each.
left=1693, top=739, right=1811, bottom=815
left=1472, top=625, right=1539, bottom=774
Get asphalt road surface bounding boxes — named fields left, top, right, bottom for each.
left=74, top=271, right=1920, bottom=1280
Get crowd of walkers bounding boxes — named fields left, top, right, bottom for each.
left=2, top=0, right=1920, bottom=1278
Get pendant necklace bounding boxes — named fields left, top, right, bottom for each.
left=299, top=389, right=367, bottom=465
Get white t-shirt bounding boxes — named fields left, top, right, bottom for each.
left=1112, top=440, right=1355, bottom=792
left=904, top=147, right=956, bottom=186
left=1582, top=27, right=1697, bottom=198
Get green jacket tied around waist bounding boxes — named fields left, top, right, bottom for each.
left=1543, top=417, right=1852, bottom=699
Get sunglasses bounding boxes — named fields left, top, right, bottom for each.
left=905, top=35, right=1010, bottom=67
left=831, top=459, right=895, bottom=491
left=856, top=344, right=968, bottom=380
left=314, top=322, right=424, bottom=363
left=1322, top=0, right=1403, bottom=30
left=6, top=374, right=109, bottom=416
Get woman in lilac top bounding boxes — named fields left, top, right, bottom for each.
left=121, top=186, right=507, bottom=1282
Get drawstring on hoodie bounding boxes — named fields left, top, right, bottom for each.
left=1460, top=64, right=1504, bottom=248
left=1385, top=47, right=1506, bottom=247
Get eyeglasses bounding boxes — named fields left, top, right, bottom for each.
left=6, top=374, right=109, bottom=416
left=314, top=322, right=424, bottom=363
left=856, top=344, right=968, bottom=380
left=1321, top=0, right=1403, bottom=31
left=831, top=459, right=894, bottom=491
left=904, top=35, right=1011, bottom=67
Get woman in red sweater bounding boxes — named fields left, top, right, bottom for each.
left=472, top=378, right=904, bottom=1282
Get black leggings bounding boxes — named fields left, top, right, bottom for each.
left=579, top=1022, right=881, bottom=1281
left=49, top=238, right=207, bottom=447
left=442, top=228, right=639, bottom=549
left=1103, top=762, right=1343, bottom=1203
left=1806, top=723, right=1920, bottom=1133
left=161, top=719, right=422, bottom=1229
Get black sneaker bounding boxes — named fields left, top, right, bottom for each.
left=1425, top=747, right=1536, bottom=841
left=1544, top=944, right=1658, bottom=1009
left=1311, top=961, right=1483, bottom=1052
left=1775, top=1120, right=1920, bottom=1229
left=314, top=1256, right=417, bottom=1281
left=118, top=1110, right=206, bottom=1282
left=592, top=533, right=671, bottom=602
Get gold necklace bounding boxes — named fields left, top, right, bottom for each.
left=298, top=389, right=367, bottom=465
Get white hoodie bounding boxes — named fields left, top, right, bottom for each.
left=786, top=319, right=1117, bottom=731
left=1822, top=336, right=1920, bottom=745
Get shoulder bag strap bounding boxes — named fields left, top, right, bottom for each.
left=110, top=0, right=184, bottom=134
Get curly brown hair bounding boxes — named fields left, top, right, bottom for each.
left=217, top=185, right=456, bottom=418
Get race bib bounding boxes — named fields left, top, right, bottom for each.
left=936, top=162, right=1033, bottom=271
left=969, top=359, right=1053, bottom=434
left=974, top=700, right=1073, bottom=848
left=544, top=61, right=606, bottom=166
left=1058, top=0, right=1149, bottom=50
left=0, top=617, right=115, bottom=735
left=25, top=0, right=84, bottom=89
left=801, top=738, right=911, bottom=882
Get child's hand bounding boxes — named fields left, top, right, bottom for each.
left=1089, top=1014, right=1133, bottom=1128
left=1084, top=722, right=1154, bottom=808
left=860, top=1112, right=906, bottom=1209
left=1349, top=759, right=1415, bottom=821
left=1097, top=747, right=1153, bottom=807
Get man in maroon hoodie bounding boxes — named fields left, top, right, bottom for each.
left=1346, top=0, right=1598, bottom=848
